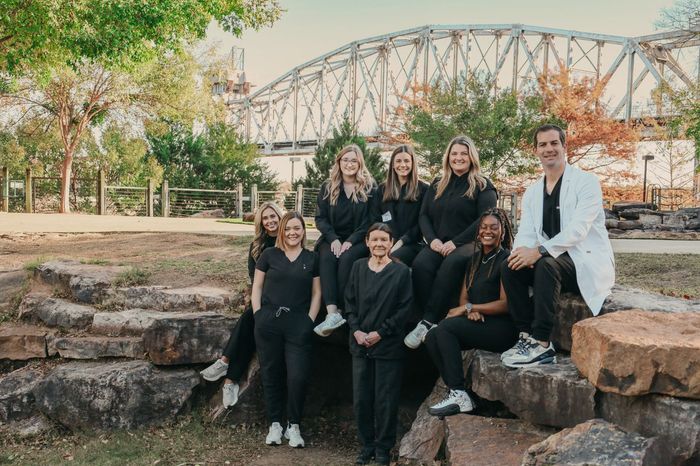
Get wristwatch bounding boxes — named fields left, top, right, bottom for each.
left=538, top=245, right=549, bottom=257
left=465, top=302, right=473, bottom=313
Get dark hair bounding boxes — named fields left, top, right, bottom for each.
left=465, top=208, right=514, bottom=293
left=533, top=124, right=566, bottom=147
left=275, top=211, right=307, bottom=251
left=383, top=145, right=420, bottom=202
left=366, top=222, right=394, bottom=240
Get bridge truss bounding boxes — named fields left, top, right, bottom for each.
left=227, top=24, right=700, bottom=153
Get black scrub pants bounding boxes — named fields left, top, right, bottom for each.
left=317, top=240, right=369, bottom=308
left=499, top=253, right=579, bottom=342
left=222, top=305, right=256, bottom=382
left=390, top=243, right=423, bottom=266
left=254, top=306, right=314, bottom=425
left=424, top=316, right=517, bottom=390
left=412, top=243, right=476, bottom=323
left=352, top=356, right=403, bottom=454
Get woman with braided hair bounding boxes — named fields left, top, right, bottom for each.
left=424, top=208, right=517, bottom=417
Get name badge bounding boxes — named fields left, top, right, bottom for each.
left=382, top=211, right=392, bottom=222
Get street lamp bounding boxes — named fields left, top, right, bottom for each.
left=642, top=154, right=654, bottom=202
left=289, top=156, right=301, bottom=185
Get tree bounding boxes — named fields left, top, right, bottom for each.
left=538, top=69, right=640, bottom=183
left=656, top=0, right=700, bottom=33
left=401, top=76, right=546, bottom=182
left=301, top=118, right=386, bottom=187
left=0, top=0, right=282, bottom=76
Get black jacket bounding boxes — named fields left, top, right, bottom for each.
left=372, top=181, right=429, bottom=245
left=315, top=181, right=377, bottom=245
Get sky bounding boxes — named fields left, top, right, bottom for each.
left=205, top=0, right=676, bottom=87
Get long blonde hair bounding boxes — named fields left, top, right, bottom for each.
left=383, top=144, right=421, bottom=202
left=275, top=211, right=308, bottom=251
left=324, top=144, right=374, bottom=206
left=435, top=135, right=488, bottom=200
left=251, top=201, right=285, bottom=260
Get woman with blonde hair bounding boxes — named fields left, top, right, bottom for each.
left=404, top=135, right=497, bottom=349
left=200, top=201, right=285, bottom=408
left=372, top=144, right=428, bottom=266
left=313, top=144, right=377, bottom=337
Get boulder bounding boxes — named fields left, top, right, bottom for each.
left=143, top=313, right=236, bottom=365
left=445, top=415, right=553, bottom=466
left=34, top=260, right=127, bottom=303
left=686, top=219, right=700, bottom=231
left=612, top=202, right=654, bottom=213
left=242, top=212, right=255, bottom=222
left=604, top=208, right=618, bottom=220
left=398, top=377, right=447, bottom=463
left=0, top=270, right=28, bottom=313
left=91, top=309, right=179, bottom=335
left=639, top=213, right=663, bottom=227
left=618, top=220, right=643, bottom=230
left=33, top=360, right=200, bottom=429
left=47, top=336, right=145, bottom=359
left=19, top=295, right=96, bottom=330
left=0, top=367, right=44, bottom=422
left=523, top=419, right=666, bottom=466
left=190, top=209, right=225, bottom=218
left=598, top=393, right=700, bottom=465
left=571, top=310, right=700, bottom=399
left=208, top=356, right=266, bottom=425
left=0, top=324, right=51, bottom=360
left=109, top=286, right=237, bottom=312
left=605, top=219, right=620, bottom=229
left=665, top=214, right=688, bottom=227
left=0, top=414, right=53, bottom=438
left=619, top=208, right=658, bottom=220
left=469, top=351, right=595, bottom=428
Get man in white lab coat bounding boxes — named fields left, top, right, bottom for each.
left=501, top=124, right=615, bottom=368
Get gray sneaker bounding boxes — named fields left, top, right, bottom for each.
left=314, top=312, right=346, bottom=337
left=200, top=358, right=228, bottom=381
left=501, top=332, right=530, bottom=361
left=265, top=422, right=284, bottom=446
left=222, top=382, right=239, bottom=408
left=404, top=321, right=434, bottom=349
left=503, top=337, right=557, bottom=368
left=284, top=423, right=305, bottom=448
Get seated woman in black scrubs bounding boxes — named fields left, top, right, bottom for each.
left=313, top=144, right=376, bottom=337
left=252, top=211, right=321, bottom=448
left=424, top=208, right=517, bottom=417
left=372, top=144, right=428, bottom=266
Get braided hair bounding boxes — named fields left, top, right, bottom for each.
left=465, top=208, right=514, bottom=294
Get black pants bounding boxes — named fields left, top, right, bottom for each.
left=317, top=240, right=369, bottom=308
left=254, top=307, right=314, bottom=425
left=412, top=243, right=475, bottom=323
left=500, top=253, right=579, bottom=342
left=390, top=242, right=422, bottom=266
left=352, top=356, right=403, bottom=453
left=222, top=305, right=256, bottom=382
left=425, top=316, right=517, bottom=390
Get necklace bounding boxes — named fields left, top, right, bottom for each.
left=481, top=247, right=502, bottom=264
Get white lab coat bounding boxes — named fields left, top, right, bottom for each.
left=513, top=164, right=615, bottom=315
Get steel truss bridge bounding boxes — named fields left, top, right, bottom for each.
left=228, top=24, right=700, bottom=154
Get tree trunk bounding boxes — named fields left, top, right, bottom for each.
left=59, top=151, right=74, bottom=213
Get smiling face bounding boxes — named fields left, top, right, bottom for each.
left=449, top=143, right=471, bottom=176
left=478, top=215, right=503, bottom=252
left=392, top=151, right=413, bottom=181
left=366, top=229, right=393, bottom=260
left=283, top=218, right=304, bottom=249
left=260, top=207, right=280, bottom=236
left=535, top=129, right=566, bottom=171
left=339, top=150, right=360, bottom=178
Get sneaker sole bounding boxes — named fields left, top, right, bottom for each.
left=265, top=440, right=282, bottom=446
left=201, top=372, right=226, bottom=382
left=428, top=404, right=472, bottom=417
left=313, top=318, right=346, bottom=337
left=288, top=442, right=304, bottom=448
left=504, top=355, right=557, bottom=369
left=403, top=336, right=422, bottom=349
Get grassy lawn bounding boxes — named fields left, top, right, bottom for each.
left=615, top=253, right=700, bottom=299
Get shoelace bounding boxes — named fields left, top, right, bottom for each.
left=516, top=339, right=538, bottom=356
left=275, top=306, right=290, bottom=317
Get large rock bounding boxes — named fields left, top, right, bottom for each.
left=469, top=351, right=595, bottom=428
left=572, top=310, right=700, bottom=399
left=0, top=367, right=44, bottom=422
left=612, top=202, right=654, bottom=213
left=445, top=415, right=553, bottom=466
left=143, top=313, right=236, bottom=365
left=619, top=208, right=658, bottom=220
left=34, top=260, right=127, bottom=303
left=0, top=324, right=51, bottom=360
left=523, top=419, right=666, bottom=466
left=108, top=286, right=238, bottom=312
left=598, top=393, right=700, bottom=465
left=33, top=360, right=200, bottom=429
left=91, top=309, right=179, bottom=335
left=47, top=336, right=145, bottom=359
left=19, top=295, right=96, bottom=330
left=398, top=377, right=447, bottom=463
left=0, top=414, right=53, bottom=438
left=208, top=356, right=265, bottom=425
left=0, top=270, right=27, bottom=313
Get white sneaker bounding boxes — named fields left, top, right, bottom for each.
left=313, top=312, right=346, bottom=337
left=265, top=422, right=284, bottom=446
left=501, top=332, right=530, bottom=361
left=222, top=382, right=239, bottom=408
left=284, top=423, right=305, bottom=448
left=503, top=337, right=557, bottom=368
left=200, top=358, right=228, bottom=381
left=428, top=389, right=474, bottom=417
left=404, top=321, right=434, bottom=349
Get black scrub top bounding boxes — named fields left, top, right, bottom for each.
left=466, top=248, right=509, bottom=311
left=247, top=235, right=278, bottom=283
left=255, top=247, right=319, bottom=312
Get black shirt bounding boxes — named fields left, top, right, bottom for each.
left=373, top=181, right=429, bottom=245
left=333, top=190, right=355, bottom=241
left=247, top=235, right=278, bottom=283
left=345, top=259, right=412, bottom=360
left=255, top=247, right=319, bottom=313
left=542, top=176, right=563, bottom=239
left=466, top=248, right=509, bottom=309
left=419, top=174, right=498, bottom=246
left=315, top=182, right=376, bottom=245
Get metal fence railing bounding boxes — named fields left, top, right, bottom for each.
left=167, top=188, right=239, bottom=217
left=256, top=190, right=297, bottom=213
left=301, top=187, right=320, bottom=218
left=497, top=192, right=520, bottom=230
left=104, top=186, right=148, bottom=216
left=31, top=176, right=97, bottom=214
left=650, top=186, right=699, bottom=211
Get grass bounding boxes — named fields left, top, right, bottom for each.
left=80, top=259, right=111, bottom=266
left=113, top=267, right=151, bottom=287
left=615, top=253, right=700, bottom=299
left=23, top=256, right=51, bottom=272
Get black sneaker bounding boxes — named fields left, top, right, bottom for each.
left=355, top=448, right=375, bottom=465
left=502, top=337, right=557, bottom=368
left=375, top=450, right=391, bottom=465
